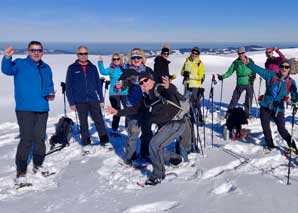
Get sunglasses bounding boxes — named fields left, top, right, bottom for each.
left=266, top=51, right=272, bottom=54
left=30, top=49, right=43, bottom=54
left=280, top=65, right=290, bottom=69
left=238, top=52, right=245, bottom=55
left=162, top=52, right=169, bottom=56
left=112, top=58, right=120, bottom=61
left=78, top=52, right=88, bottom=56
left=131, top=56, right=142, bottom=60
left=192, top=51, right=199, bottom=55
left=139, top=78, right=149, bottom=85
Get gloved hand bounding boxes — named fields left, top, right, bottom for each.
left=183, top=71, right=190, bottom=79
left=249, top=74, right=256, bottom=82
left=217, top=74, right=223, bottom=81
left=105, top=80, right=110, bottom=90
left=170, top=73, right=176, bottom=80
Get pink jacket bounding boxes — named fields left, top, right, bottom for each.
left=265, top=49, right=285, bottom=72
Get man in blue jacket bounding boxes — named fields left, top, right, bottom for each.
left=1, top=41, right=55, bottom=186
left=66, top=46, right=109, bottom=153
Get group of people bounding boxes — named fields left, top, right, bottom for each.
left=1, top=41, right=298, bottom=187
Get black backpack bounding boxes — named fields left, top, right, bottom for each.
left=47, top=82, right=74, bottom=155
left=49, top=116, right=73, bottom=149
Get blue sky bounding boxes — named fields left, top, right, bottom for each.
left=0, top=0, right=297, bottom=42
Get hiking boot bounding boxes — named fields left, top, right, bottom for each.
left=81, top=145, right=92, bottom=155
left=123, top=158, right=132, bottom=166
left=33, top=165, right=50, bottom=176
left=169, top=155, right=182, bottom=166
left=263, top=146, right=274, bottom=154
left=145, top=176, right=162, bottom=186
left=99, top=135, right=109, bottom=146
left=15, top=172, right=28, bottom=185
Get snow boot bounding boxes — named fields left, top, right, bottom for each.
left=145, top=176, right=162, bottom=186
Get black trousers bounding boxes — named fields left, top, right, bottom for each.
left=228, top=85, right=253, bottom=115
left=76, top=103, right=107, bottom=145
left=189, top=87, right=203, bottom=121
left=109, top=95, right=127, bottom=131
left=16, top=111, right=48, bottom=173
left=260, top=106, right=296, bottom=149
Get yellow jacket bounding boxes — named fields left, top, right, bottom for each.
left=181, top=56, right=205, bottom=88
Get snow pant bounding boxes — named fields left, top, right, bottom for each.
left=260, top=106, right=297, bottom=150
left=189, top=87, right=203, bottom=122
left=228, top=85, right=253, bottom=116
left=149, top=120, right=186, bottom=179
left=176, top=117, right=193, bottom=161
left=124, top=114, right=152, bottom=161
left=76, top=103, right=107, bottom=146
left=15, top=111, right=48, bottom=173
left=109, top=95, right=127, bottom=131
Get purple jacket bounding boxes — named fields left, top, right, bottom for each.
left=265, top=49, right=285, bottom=72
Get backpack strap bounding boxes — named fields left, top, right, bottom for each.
left=270, top=76, right=292, bottom=94
left=286, top=77, right=292, bottom=94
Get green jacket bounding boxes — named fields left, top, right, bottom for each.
left=247, top=61, right=298, bottom=112
left=222, top=58, right=254, bottom=85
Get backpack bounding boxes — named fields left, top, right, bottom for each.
left=153, top=84, right=190, bottom=121
left=258, top=76, right=292, bottom=103
left=49, top=116, right=74, bottom=150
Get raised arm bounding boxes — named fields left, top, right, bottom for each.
left=1, top=46, right=17, bottom=76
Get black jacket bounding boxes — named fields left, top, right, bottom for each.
left=153, top=56, right=170, bottom=83
left=117, top=83, right=180, bottom=127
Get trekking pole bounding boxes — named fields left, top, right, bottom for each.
left=257, top=77, right=262, bottom=98
left=202, top=93, right=206, bottom=148
left=252, top=86, right=259, bottom=117
left=219, top=79, right=223, bottom=116
left=190, top=100, right=204, bottom=156
left=287, top=105, right=297, bottom=185
left=205, top=75, right=217, bottom=118
left=60, top=82, right=67, bottom=117
left=210, top=74, right=217, bottom=148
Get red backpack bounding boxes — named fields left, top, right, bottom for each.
left=258, top=76, right=292, bottom=103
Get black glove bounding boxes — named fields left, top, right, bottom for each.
left=183, top=71, right=190, bottom=79
left=249, top=74, right=256, bottom=82
left=105, top=80, right=110, bottom=90
left=60, top=82, right=66, bottom=94
left=217, top=74, right=223, bottom=81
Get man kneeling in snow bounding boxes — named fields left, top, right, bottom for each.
left=106, top=70, right=186, bottom=185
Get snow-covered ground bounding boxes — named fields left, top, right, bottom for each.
left=1, top=49, right=298, bottom=213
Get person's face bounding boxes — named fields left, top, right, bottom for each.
left=131, top=55, right=143, bottom=67
left=191, top=51, right=199, bottom=60
left=77, top=47, right=89, bottom=63
left=28, top=44, right=43, bottom=63
left=162, top=52, right=169, bottom=60
left=238, top=52, right=246, bottom=60
left=279, top=62, right=291, bottom=77
left=112, top=55, right=121, bottom=65
left=266, top=50, right=273, bottom=58
left=139, top=77, right=154, bottom=93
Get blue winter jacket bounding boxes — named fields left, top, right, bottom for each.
left=1, top=56, right=54, bottom=112
left=247, top=61, right=298, bottom=112
left=66, top=60, right=104, bottom=106
left=98, top=61, right=128, bottom=96
left=119, top=66, right=153, bottom=107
